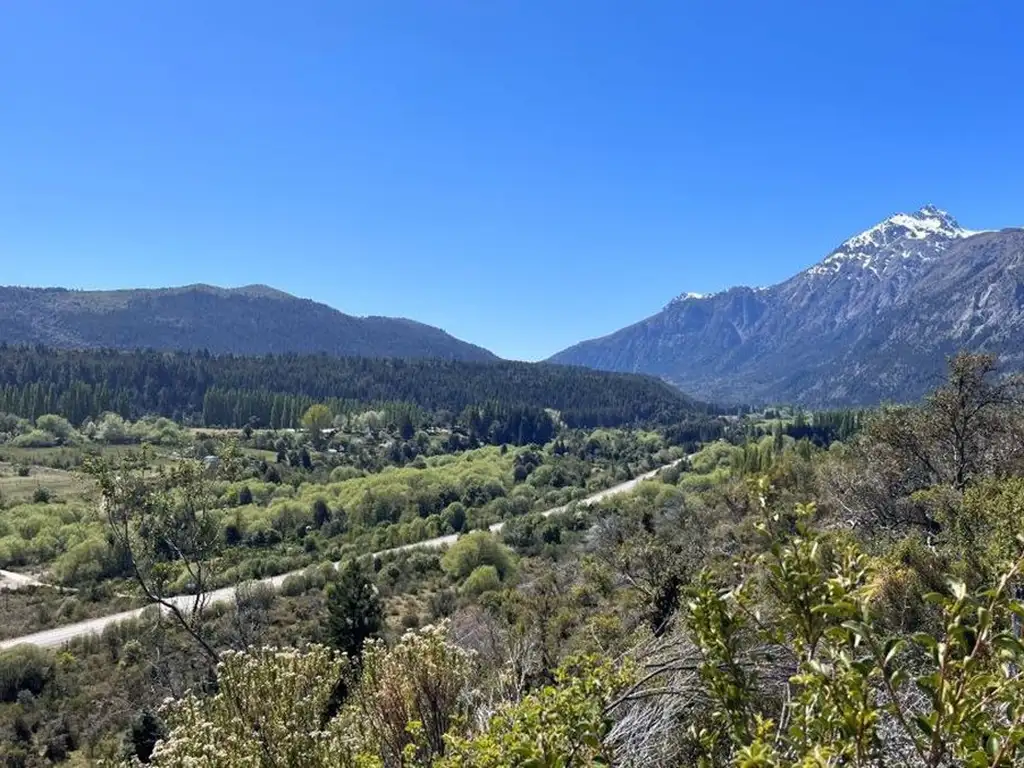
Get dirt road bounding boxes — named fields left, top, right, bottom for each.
left=0, top=458, right=681, bottom=651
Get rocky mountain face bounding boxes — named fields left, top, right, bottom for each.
left=0, top=284, right=498, bottom=362
left=549, top=206, right=1024, bottom=406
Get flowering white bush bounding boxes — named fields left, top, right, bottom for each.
left=145, top=623, right=477, bottom=767
left=338, top=623, right=479, bottom=765
left=150, top=645, right=346, bottom=767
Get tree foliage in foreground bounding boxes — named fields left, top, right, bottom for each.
left=664, top=497, right=1024, bottom=767
left=147, top=644, right=346, bottom=767
left=84, top=448, right=225, bottom=661
left=144, top=624, right=479, bottom=768
left=141, top=624, right=632, bottom=768
left=440, top=657, right=632, bottom=768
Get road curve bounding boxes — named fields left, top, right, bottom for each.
left=0, top=569, right=51, bottom=590
left=0, top=458, right=683, bottom=652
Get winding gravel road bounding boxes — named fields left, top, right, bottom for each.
left=0, top=458, right=683, bottom=651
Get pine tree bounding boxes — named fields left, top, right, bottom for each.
left=325, top=561, right=383, bottom=659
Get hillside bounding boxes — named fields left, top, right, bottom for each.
left=0, top=284, right=497, bottom=362
left=549, top=206, right=1024, bottom=406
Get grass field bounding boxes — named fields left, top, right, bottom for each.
left=0, top=443, right=152, bottom=467
left=241, top=447, right=278, bottom=462
left=0, top=462, right=95, bottom=504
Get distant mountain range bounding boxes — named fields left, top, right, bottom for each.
left=549, top=206, right=1024, bottom=406
left=0, top=284, right=497, bottom=362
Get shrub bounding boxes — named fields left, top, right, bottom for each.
left=12, top=429, right=58, bottom=448
left=150, top=646, right=346, bottom=765
left=121, top=639, right=145, bottom=667
left=32, top=486, right=53, bottom=504
left=0, top=645, right=54, bottom=702
left=441, top=531, right=516, bottom=581
left=462, top=565, right=501, bottom=596
left=235, top=581, right=277, bottom=612
left=280, top=573, right=308, bottom=597
left=658, top=464, right=683, bottom=486
left=340, top=624, right=477, bottom=765
left=35, top=414, right=76, bottom=444
left=329, top=465, right=364, bottom=483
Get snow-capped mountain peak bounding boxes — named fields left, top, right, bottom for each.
left=807, top=205, right=979, bottom=277
left=664, top=290, right=725, bottom=309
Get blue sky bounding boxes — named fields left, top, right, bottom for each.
left=2, top=2, right=1022, bottom=360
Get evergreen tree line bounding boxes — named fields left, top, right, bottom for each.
left=785, top=408, right=865, bottom=445
left=460, top=403, right=556, bottom=446
left=0, top=345, right=712, bottom=431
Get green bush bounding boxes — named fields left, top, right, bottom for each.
left=329, top=466, right=364, bottom=483
left=280, top=573, right=308, bottom=597
left=441, top=531, right=516, bottom=581
left=462, top=565, right=501, bottom=596
left=12, top=429, right=59, bottom=448
left=35, top=414, right=77, bottom=444
left=0, top=645, right=54, bottom=702
left=235, top=581, right=277, bottom=612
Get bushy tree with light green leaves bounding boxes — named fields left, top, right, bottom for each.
left=302, top=403, right=333, bottom=449
left=34, top=413, right=78, bottom=444
left=441, top=531, right=516, bottom=582
left=462, top=564, right=502, bottom=596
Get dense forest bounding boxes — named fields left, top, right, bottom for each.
left=0, top=345, right=714, bottom=430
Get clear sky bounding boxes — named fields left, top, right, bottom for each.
left=2, top=2, right=1022, bottom=360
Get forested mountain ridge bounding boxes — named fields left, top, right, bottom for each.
left=0, top=284, right=497, bottom=362
left=549, top=206, right=1024, bottom=407
left=0, top=345, right=714, bottom=431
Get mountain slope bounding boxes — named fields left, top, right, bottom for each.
left=0, top=284, right=497, bottom=362
left=549, top=206, right=1024, bottom=406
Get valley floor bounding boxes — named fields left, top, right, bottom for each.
left=0, top=458, right=683, bottom=651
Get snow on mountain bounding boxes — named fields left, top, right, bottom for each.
left=665, top=290, right=728, bottom=309
left=807, top=205, right=982, bottom=277
left=664, top=291, right=704, bottom=309
left=549, top=205, right=1024, bottom=407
